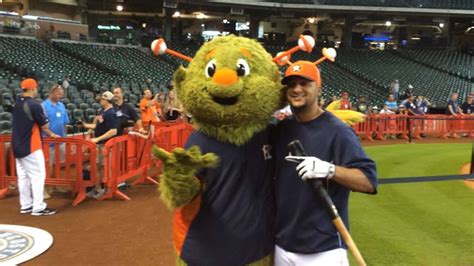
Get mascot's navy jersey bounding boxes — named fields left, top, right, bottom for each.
left=181, top=128, right=275, bottom=266
left=273, top=112, right=377, bottom=254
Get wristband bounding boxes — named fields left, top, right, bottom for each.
left=328, top=164, right=336, bottom=179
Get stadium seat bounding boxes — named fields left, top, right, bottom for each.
left=0, top=120, right=12, bottom=134
left=72, top=109, right=84, bottom=122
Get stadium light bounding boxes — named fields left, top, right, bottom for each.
left=385, top=21, right=392, bottom=27
left=116, top=5, right=123, bottom=12
left=439, top=23, right=444, bottom=28
left=196, top=12, right=207, bottom=19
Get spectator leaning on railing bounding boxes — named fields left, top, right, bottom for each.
left=384, top=94, right=398, bottom=113
left=446, top=92, right=464, bottom=116
left=404, top=95, right=422, bottom=116
left=460, top=95, right=473, bottom=115
left=415, top=95, right=431, bottom=115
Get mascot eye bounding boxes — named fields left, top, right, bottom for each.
left=205, top=59, right=217, bottom=78
left=236, top=59, right=250, bottom=77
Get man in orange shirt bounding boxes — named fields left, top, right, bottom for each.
left=139, top=89, right=163, bottom=123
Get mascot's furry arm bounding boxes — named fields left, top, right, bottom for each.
left=153, top=146, right=219, bottom=209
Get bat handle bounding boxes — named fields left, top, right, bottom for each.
left=332, top=217, right=367, bottom=266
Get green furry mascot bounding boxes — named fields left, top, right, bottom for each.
left=151, top=35, right=283, bottom=266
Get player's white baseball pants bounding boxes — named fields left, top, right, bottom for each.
left=275, top=245, right=349, bottom=266
left=15, top=149, right=47, bottom=212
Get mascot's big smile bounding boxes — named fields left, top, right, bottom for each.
left=212, top=96, right=239, bottom=105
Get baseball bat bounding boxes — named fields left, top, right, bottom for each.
left=288, top=140, right=367, bottom=266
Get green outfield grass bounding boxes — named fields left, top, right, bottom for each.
left=349, top=143, right=474, bottom=266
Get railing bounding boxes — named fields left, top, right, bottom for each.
left=352, top=114, right=474, bottom=140
left=0, top=135, right=98, bottom=206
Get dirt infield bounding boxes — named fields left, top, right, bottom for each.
left=0, top=137, right=471, bottom=265
left=0, top=185, right=174, bottom=265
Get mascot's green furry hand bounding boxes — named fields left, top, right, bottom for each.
left=153, top=145, right=219, bottom=209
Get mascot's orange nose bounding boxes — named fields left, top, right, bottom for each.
left=212, top=68, right=238, bottom=87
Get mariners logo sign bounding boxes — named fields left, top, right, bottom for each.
left=0, top=225, right=53, bottom=265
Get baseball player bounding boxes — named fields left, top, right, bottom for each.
left=12, top=78, right=58, bottom=216
left=272, top=61, right=378, bottom=265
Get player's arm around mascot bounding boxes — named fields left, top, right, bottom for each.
left=150, top=35, right=314, bottom=266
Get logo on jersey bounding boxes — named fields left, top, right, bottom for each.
left=262, top=144, right=272, bottom=160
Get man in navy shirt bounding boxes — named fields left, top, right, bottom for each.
left=82, top=91, right=118, bottom=144
left=112, top=87, right=145, bottom=135
left=273, top=61, right=378, bottom=265
left=82, top=91, right=118, bottom=198
left=404, top=95, right=422, bottom=116
left=12, top=78, right=58, bottom=216
left=461, top=95, right=474, bottom=115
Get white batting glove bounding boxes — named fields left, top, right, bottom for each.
left=285, top=156, right=336, bottom=180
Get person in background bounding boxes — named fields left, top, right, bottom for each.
left=339, top=91, right=351, bottom=110
left=446, top=92, right=463, bottom=116
left=323, top=95, right=337, bottom=109
left=82, top=91, right=118, bottom=198
left=399, top=85, right=413, bottom=102
left=113, top=86, right=145, bottom=190
left=112, top=87, right=145, bottom=135
left=389, top=79, right=399, bottom=101
left=371, top=106, right=379, bottom=114
left=62, top=75, right=71, bottom=90
left=415, top=95, right=431, bottom=115
left=379, top=105, right=395, bottom=114
left=460, top=94, right=473, bottom=115
left=398, top=104, right=406, bottom=115
left=404, top=95, right=422, bottom=116
left=273, top=61, right=377, bottom=265
left=42, top=84, right=70, bottom=198
left=384, top=94, right=398, bottom=113
left=318, top=97, right=325, bottom=108
left=163, top=89, right=185, bottom=121
left=12, top=78, right=58, bottom=216
left=355, top=95, right=371, bottom=114
left=139, top=88, right=163, bottom=123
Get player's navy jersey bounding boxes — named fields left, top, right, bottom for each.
left=177, top=128, right=275, bottom=266
left=273, top=112, right=377, bottom=254
left=12, top=96, right=49, bottom=158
